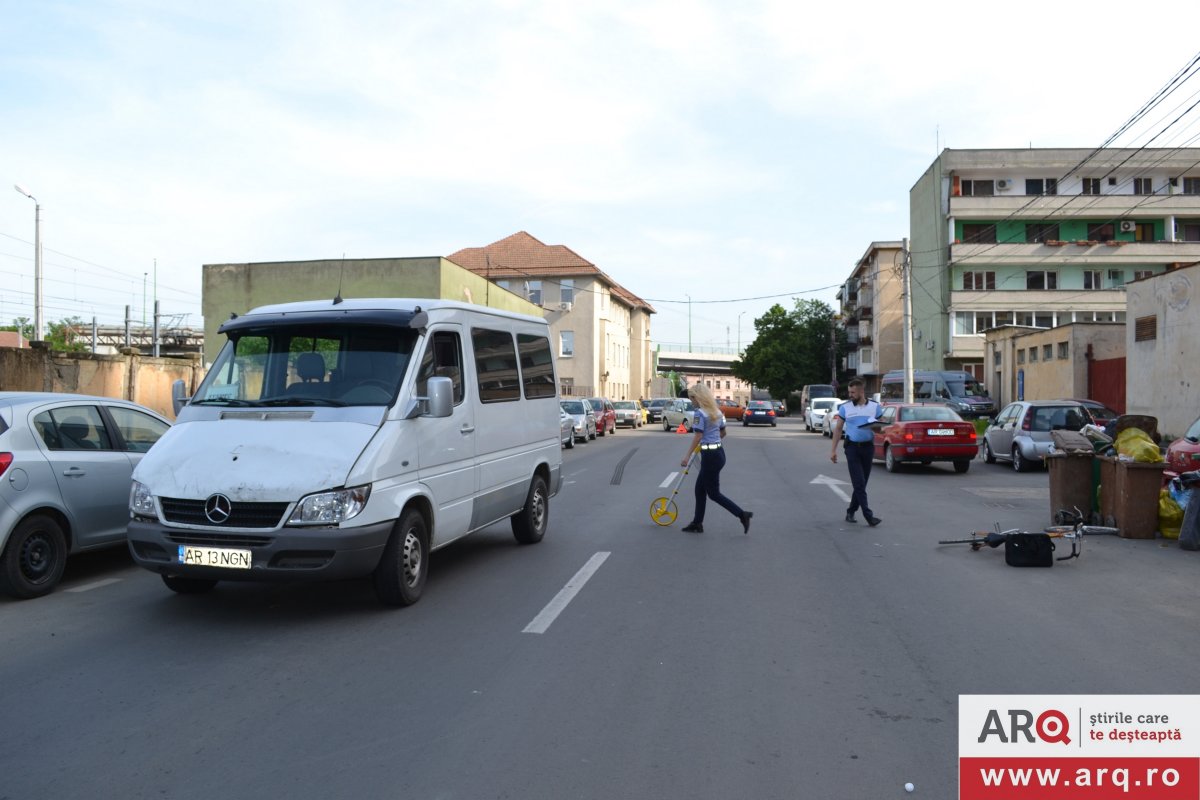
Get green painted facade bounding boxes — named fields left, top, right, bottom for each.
left=954, top=219, right=1163, bottom=242
left=201, top=256, right=542, bottom=364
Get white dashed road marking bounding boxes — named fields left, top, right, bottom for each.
left=66, top=578, right=122, bottom=593
left=523, top=551, right=610, bottom=634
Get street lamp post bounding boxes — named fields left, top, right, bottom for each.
left=737, top=311, right=746, bottom=353
left=13, top=184, right=43, bottom=341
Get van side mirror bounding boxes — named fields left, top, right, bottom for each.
left=171, top=379, right=190, bottom=417
left=424, top=376, right=453, bottom=418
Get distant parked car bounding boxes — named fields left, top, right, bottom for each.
left=806, top=397, right=839, bottom=432
left=1059, top=398, right=1120, bottom=428
left=661, top=398, right=697, bottom=431
left=743, top=400, right=777, bottom=427
left=822, top=401, right=844, bottom=437
left=771, top=399, right=787, bottom=417
left=982, top=400, right=1094, bottom=472
left=612, top=400, right=643, bottom=428
left=559, top=407, right=575, bottom=449
left=0, top=392, right=172, bottom=598
left=872, top=403, right=977, bottom=473
left=645, top=398, right=672, bottom=423
left=586, top=397, right=617, bottom=437
left=560, top=399, right=596, bottom=443
left=718, top=399, right=745, bottom=421
left=1166, top=413, right=1200, bottom=477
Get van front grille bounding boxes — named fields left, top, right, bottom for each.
left=160, top=498, right=289, bottom=529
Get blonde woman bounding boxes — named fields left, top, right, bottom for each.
left=679, top=383, right=752, bottom=534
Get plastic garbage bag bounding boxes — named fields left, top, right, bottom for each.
left=1115, top=428, right=1161, bottom=463
left=1159, top=488, right=1184, bottom=539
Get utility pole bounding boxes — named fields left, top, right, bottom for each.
left=901, top=237, right=914, bottom=403
left=830, top=314, right=837, bottom=383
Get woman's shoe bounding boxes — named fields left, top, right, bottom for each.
left=681, top=522, right=704, bottom=533
left=740, top=511, right=753, bottom=534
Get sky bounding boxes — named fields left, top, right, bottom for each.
left=3, top=0, right=1198, bottom=351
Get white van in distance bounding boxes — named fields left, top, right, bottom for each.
left=127, top=298, right=562, bottom=606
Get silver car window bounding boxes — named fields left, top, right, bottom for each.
left=106, top=406, right=170, bottom=453
left=35, top=406, right=113, bottom=451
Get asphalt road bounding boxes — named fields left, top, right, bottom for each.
left=3, top=416, right=1198, bottom=799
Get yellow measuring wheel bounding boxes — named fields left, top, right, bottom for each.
left=649, top=449, right=697, bottom=527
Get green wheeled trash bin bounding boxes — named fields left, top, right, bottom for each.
left=1047, top=452, right=1095, bottom=526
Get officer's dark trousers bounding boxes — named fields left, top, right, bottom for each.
left=692, top=447, right=744, bottom=523
left=843, top=441, right=874, bottom=519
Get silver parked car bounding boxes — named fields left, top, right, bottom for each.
left=559, top=407, right=575, bottom=449
left=661, top=398, right=697, bottom=431
left=982, top=400, right=1093, bottom=472
left=560, top=399, right=596, bottom=443
left=0, top=392, right=172, bottom=598
left=612, top=400, right=643, bottom=428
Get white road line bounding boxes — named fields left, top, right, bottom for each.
left=523, top=551, right=610, bottom=634
left=810, top=473, right=851, bottom=503
left=660, top=472, right=678, bottom=488
left=66, top=578, right=122, bottom=593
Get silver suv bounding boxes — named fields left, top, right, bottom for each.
left=982, top=400, right=1093, bottom=472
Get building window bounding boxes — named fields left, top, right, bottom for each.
left=560, top=279, right=574, bottom=304
left=1043, top=344, right=1053, bottom=360
left=1108, top=269, right=1126, bottom=287
left=961, top=179, right=995, bottom=196
left=962, top=223, right=997, bottom=244
left=1017, top=349, right=1026, bottom=365
left=1135, top=222, right=1155, bottom=242
left=1133, top=177, right=1153, bottom=195
left=560, top=331, right=574, bottom=357
left=1058, top=341, right=1069, bottom=359
left=1029, top=347, right=1038, bottom=362
left=993, top=350, right=1002, bottom=366
left=962, top=271, right=996, bottom=291
left=1134, top=315, right=1156, bottom=342
left=1183, top=177, right=1200, bottom=195
left=860, top=347, right=873, bottom=364
left=994, top=311, right=1015, bottom=326
left=1026, top=270, right=1058, bottom=290
left=1134, top=270, right=1154, bottom=280
left=1026, top=178, right=1058, bottom=195
left=526, top=280, right=542, bottom=305
left=1083, top=270, right=1103, bottom=290
left=496, top=279, right=511, bottom=291
left=1082, top=178, right=1102, bottom=195
left=1087, top=223, right=1115, bottom=242
left=1183, top=223, right=1200, bottom=242
left=1026, top=223, right=1060, bottom=243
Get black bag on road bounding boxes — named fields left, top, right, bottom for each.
left=1005, top=533, right=1055, bottom=567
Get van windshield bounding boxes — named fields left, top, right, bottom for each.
left=945, top=378, right=987, bottom=398
left=193, top=324, right=418, bottom=407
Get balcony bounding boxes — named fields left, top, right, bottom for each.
left=950, top=193, right=1200, bottom=218
left=951, top=240, right=1200, bottom=266
left=858, top=306, right=873, bottom=319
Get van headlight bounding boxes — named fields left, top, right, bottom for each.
left=288, top=485, right=371, bottom=525
left=129, top=481, right=157, bottom=520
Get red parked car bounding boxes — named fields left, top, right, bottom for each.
left=717, top=399, right=745, bottom=421
left=872, top=403, right=978, bottom=473
left=1166, top=414, right=1200, bottom=477
left=585, top=397, right=617, bottom=437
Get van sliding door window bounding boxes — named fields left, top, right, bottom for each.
left=517, top=334, right=556, bottom=399
left=472, top=329, right=521, bottom=403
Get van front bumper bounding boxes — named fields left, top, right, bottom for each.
left=126, top=518, right=394, bottom=582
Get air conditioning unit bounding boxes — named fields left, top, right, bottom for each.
left=1119, top=220, right=1136, bottom=233
left=996, top=179, right=1011, bottom=190
left=558, top=301, right=573, bottom=312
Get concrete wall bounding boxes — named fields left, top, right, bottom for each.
left=202, top=257, right=542, bottom=364
left=0, top=347, right=203, bottom=419
left=1126, top=265, right=1199, bottom=439
left=983, top=323, right=1124, bottom=409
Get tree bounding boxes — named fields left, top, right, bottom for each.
left=731, top=299, right=842, bottom=398
left=3, top=316, right=89, bottom=352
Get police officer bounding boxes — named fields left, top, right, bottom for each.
left=829, top=377, right=882, bottom=527
left=680, top=383, right=752, bottom=534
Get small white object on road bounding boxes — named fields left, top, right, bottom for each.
left=904, top=782, right=914, bottom=793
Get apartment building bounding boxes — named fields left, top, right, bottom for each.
left=909, top=148, right=1200, bottom=385
left=838, top=240, right=904, bottom=394
left=448, top=232, right=655, bottom=401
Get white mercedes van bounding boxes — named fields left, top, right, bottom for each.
left=127, top=298, right=562, bottom=606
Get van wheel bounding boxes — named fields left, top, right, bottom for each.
left=0, top=514, right=67, bottom=599
left=982, top=440, right=996, bottom=463
left=512, top=475, right=549, bottom=545
left=884, top=445, right=902, bottom=473
left=162, top=575, right=218, bottom=594
left=953, top=460, right=971, bottom=474
left=373, top=508, right=429, bottom=606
